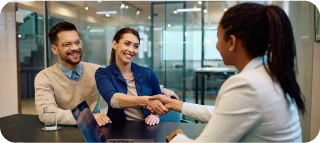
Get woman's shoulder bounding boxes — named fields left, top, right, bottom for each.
left=95, top=65, right=114, bottom=77
left=236, top=66, right=272, bottom=85
left=221, top=65, right=276, bottom=96
left=132, top=63, right=153, bottom=73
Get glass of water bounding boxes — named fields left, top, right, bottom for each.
left=41, top=105, right=61, bottom=131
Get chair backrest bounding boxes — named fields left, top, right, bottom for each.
left=159, top=110, right=181, bottom=122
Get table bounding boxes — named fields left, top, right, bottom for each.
left=0, top=114, right=206, bottom=142
left=195, top=67, right=237, bottom=105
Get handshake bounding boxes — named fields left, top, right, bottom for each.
left=144, top=94, right=184, bottom=115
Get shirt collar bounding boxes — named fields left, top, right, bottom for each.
left=58, top=62, right=83, bottom=78
left=242, top=56, right=265, bottom=72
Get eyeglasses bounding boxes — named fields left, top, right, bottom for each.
left=61, top=40, right=83, bottom=48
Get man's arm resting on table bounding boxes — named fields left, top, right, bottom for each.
left=34, top=72, right=76, bottom=125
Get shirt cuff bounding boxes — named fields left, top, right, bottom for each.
left=160, top=85, right=164, bottom=93
left=170, top=134, right=193, bottom=142
left=181, top=102, right=191, bottom=115
left=110, top=93, right=122, bottom=108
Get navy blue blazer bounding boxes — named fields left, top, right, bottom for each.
left=95, top=62, right=161, bottom=122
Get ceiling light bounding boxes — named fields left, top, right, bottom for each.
left=120, top=4, right=125, bottom=9
left=168, top=24, right=171, bottom=28
left=97, top=0, right=101, bottom=3
left=148, top=16, right=151, bottom=19
left=176, top=8, right=201, bottom=12
left=136, top=11, right=140, bottom=15
left=173, top=11, right=177, bottom=14
left=198, top=1, right=202, bottom=4
left=125, top=6, right=129, bottom=9
left=96, top=11, right=117, bottom=14
left=106, top=14, right=110, bottom=17
left=85, top=7, right=88, bottom=10
left=203, top=9, right=207, bottom=13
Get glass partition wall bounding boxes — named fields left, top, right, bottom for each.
left=16, top=1, right=315, bottom=141
left=17, top=0, right=227, bottom=119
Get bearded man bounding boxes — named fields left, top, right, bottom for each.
left=34, top=22, right=111, bottom=126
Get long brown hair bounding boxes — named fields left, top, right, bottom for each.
left=109, top=27, right=140, bottom=64
left=220, top=3, right=305, bottom=115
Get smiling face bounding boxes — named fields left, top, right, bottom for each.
left=51, top=30, right=82, bottom=67
left=113, top=33, right=140, bottom=65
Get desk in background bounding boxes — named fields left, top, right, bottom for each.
left=195, top=67, right=237, bottom=105
left=0, top=114, right=206, bottom=142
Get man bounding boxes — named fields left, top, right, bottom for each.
left=35, top=22, right=178, bottom=126
left=35, top=22, right=110, bottom=126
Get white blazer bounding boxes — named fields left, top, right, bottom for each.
left=171, top=56, right=302, bottom=142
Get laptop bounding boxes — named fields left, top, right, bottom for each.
left=71, top=100, right=155, bottom=143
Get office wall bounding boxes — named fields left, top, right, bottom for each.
left=307, top=2, right=320, bottom=140
left=311, top=42, right=320, bottom=140
left=0, top=3, right=19, bottom=117
left=284, top=1, right=314, bottom=141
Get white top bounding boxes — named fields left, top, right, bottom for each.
left=171, top=56, right=302, bottom=142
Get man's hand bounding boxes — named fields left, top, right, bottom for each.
left=162, top=88, right=179, bottom=100
left=145, top=114, right=160, bottom=126
left=166, top=129, right=185, bottom=142
left=145, top=99, right=169, bottom=115
left=93, top=113, right=112, bottom=126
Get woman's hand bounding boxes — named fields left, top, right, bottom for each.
left=145, top=114, right=160, bottom=126
left=148, top=95, right=184, bottom=113
left=145, top=98, right=169, bottom=115
left=166, top=129, right=185, bottom=142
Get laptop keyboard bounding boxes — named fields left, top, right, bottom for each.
left=107, top=139, right=134, bottom=143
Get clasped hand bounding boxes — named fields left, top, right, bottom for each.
left=145, top=94, right=175, bottom=115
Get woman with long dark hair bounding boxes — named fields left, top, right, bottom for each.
left=95, top=28, right=170, bottom=125
left=150, top=3, right=305, bottom=142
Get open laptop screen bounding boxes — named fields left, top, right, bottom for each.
left=71, top=100, right=106, bottom=142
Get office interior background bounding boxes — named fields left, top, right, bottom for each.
left=0, top=1, right=319, bottom=142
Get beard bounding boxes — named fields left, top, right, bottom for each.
left=63, top=50, right=82, bottom=65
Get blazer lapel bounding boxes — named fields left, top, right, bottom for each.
left=131, top=63, right=143, bottom=96
left=110, top=63, right=127, bottom=85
